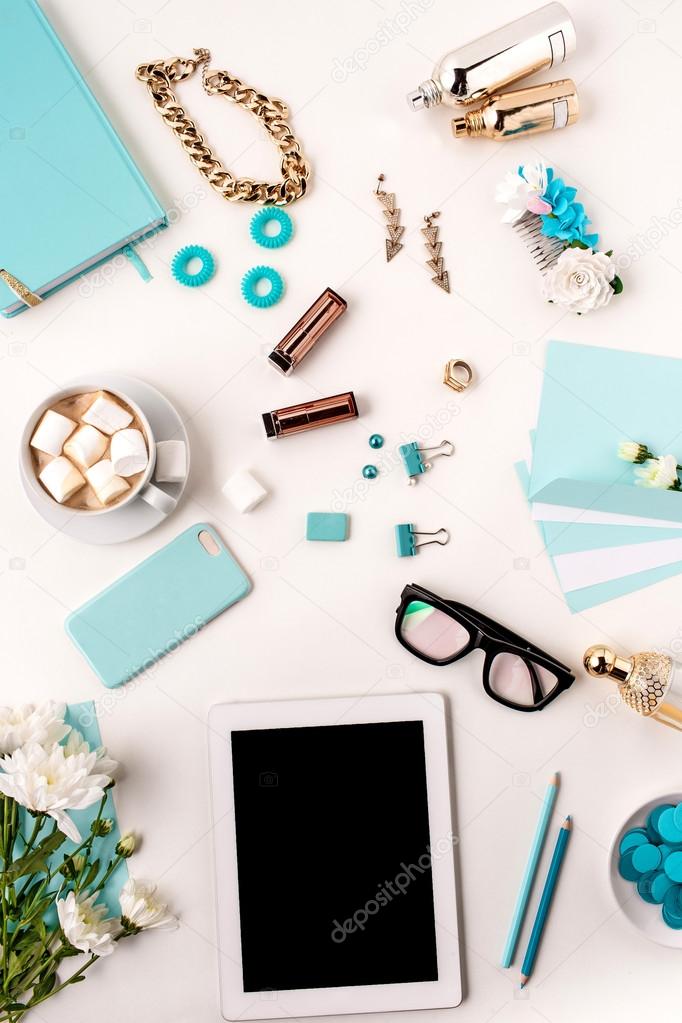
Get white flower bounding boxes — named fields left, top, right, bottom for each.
left=618, top=441, right=649, bottom=464
left=635, top=455, right=680, bottom=490
left=543, top=247, right=616, bottom=314
left=63, top=729, right=118, bottom=779
left=0, top=702, right=69, bottom=756
left=56, top=891, right=117, bottom=957
left=495, top=162, right=548, bottom=224
left=119, top=878, right=178, bottom=932
left=0, top=742, right=114, bottom=842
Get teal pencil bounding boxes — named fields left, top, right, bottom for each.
left=501, top=773, right=559, bottom=968
left=519, top=816, right=572, bottom=988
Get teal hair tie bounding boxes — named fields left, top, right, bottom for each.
left=171, top=245, right=215, bottom=287
left=241, top=266, right=284, bottom=308
left=250, top=208, right=293, bottom=249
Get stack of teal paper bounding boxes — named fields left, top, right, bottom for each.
left=518, top=341, right=682, bottom=612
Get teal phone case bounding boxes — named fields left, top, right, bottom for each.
left=65, top=524, right=251, bottom=688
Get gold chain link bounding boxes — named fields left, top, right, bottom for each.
left=135, top=49, right=310, bottom=206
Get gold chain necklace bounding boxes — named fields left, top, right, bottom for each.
left=135, top=49, right=310, bottom=206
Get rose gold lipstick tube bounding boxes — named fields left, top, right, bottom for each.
left=262, top=391, right=358, bottom=439
left=267, top=287, right=347, bottom=375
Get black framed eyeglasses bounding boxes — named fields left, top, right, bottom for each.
left=395, top=584, right=575, bottom=712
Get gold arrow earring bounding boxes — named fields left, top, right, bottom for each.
left=422, top=211, right=450, bottom=293
left=374, top=174, right=404, bottom=262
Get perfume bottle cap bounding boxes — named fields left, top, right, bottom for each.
left=583, top=645, right=633, bottom=683
left=451, top=117, right=470, bottom=139
left=584, top=644, right=673, bottom=717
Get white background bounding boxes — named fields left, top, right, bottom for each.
left=2, top=0, right=682, bottom=1020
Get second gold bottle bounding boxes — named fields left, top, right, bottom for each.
left=451, top=79, right=578, bottom=141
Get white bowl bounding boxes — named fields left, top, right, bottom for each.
left=609, top=791, right=682, bottom=948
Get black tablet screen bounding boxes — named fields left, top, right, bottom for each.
left=230, top=720, right=438, bottom=992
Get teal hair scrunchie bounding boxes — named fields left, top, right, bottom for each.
left=171, top=245, right=216, bottom=287
left=241, top=266, right=284, bottom=309
left=250, top=208, right=293, bottom=249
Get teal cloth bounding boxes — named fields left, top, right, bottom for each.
left=19, top=700, right=127, bottom=919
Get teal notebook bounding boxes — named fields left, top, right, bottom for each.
left=0, top=0, right=166, bottom=316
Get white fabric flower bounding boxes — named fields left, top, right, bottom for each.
left=635, top=455, right=680, bottom=490
left=0, top=742, right=114, bottom=842
left=63, top=729, right=118, bottom=779
left=495, top=163, right=548, bottom=224
left=57, top=891, right=117, bottom=957
left=119, top=878, right=178, bottom=932
left=0, top=702, right=69, bottom=756
left=543, top=247, right=616, bottom=314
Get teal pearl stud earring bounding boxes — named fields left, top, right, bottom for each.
left=369, top=434, right=384, bottom=449
left=363, top=465, right=379, bottom=480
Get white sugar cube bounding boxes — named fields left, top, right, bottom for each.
left=85, top=459, right=130, bottom=505
left=155, top=440, right=187, bottom=483
left=63, top=425, right=108, bottom=469
left=110, top=429, right=148, bottom=477
left=30, top=409, right=77, bottom=457
left=221, top=469, right=267, bottom=513
left=82, top=394, right=133, bottom=435
left=39, top=456, right=85, bottom=503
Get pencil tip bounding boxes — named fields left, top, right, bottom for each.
left=550, top=772, right=559, bottom=785
left=564, top=815, right=572, bottom=829
left=519, top=978, right=527, bottom=989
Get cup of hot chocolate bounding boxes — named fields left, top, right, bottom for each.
left=20, top=384, right=177, bottom=517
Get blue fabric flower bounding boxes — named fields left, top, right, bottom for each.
left=539, top=168, right=599, bottom=248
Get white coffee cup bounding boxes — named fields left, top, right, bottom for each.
left=20, top=384, right=177, bottom=517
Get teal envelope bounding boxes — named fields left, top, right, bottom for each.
left=530, top=340, right=682, bottom=500
left=515, top=461, right=682, bottom=613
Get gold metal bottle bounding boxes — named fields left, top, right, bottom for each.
left=584, top=645, right=682, bottom=732
left=451, top=79, right=578, bottom=141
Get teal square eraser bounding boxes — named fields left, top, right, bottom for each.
left=306, top=512, right=349, bottom=542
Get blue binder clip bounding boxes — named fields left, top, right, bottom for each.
left=398, top=439, right=454, bottom=485
left=395, top=523, right=450, bottom=557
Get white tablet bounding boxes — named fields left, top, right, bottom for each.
left=208, top=693, right=462, bottom=1020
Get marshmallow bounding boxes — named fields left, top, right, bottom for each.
left=82, top=393, right=133, bottom=435
left=63, top=425, right=108, bottom=469
left=110, top=429, right=148, bottom=477
left=221, top=469, right=267, bottom=513
left=30, top=409, right=77, bottom=457
left=39, top=456, right=85, bottom=504
left=85, top=459, right=130, bottom=506
left=155, top=440, right=187, bottom=484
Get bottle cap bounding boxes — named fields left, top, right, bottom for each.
left=583, top=644, right=673, bottom=716
left=405, top=78, right=441, bottom=111
left=451, top=117, right=470, bottom=138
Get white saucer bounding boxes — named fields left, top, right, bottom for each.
left=21, top=373, right=190, bottom=545
left=609, top=790, right=682, bottom=948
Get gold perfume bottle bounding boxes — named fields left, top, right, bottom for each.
left=451, top=80, right=578, bottom=140
left=584, top=645, right=682, bottom=732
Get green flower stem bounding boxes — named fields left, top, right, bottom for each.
left=6, top=932, right=135, bottom=1021
left=88, top=853, right=124, bottom=898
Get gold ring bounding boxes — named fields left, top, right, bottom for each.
left=443, top=359, right=473, bottom=393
